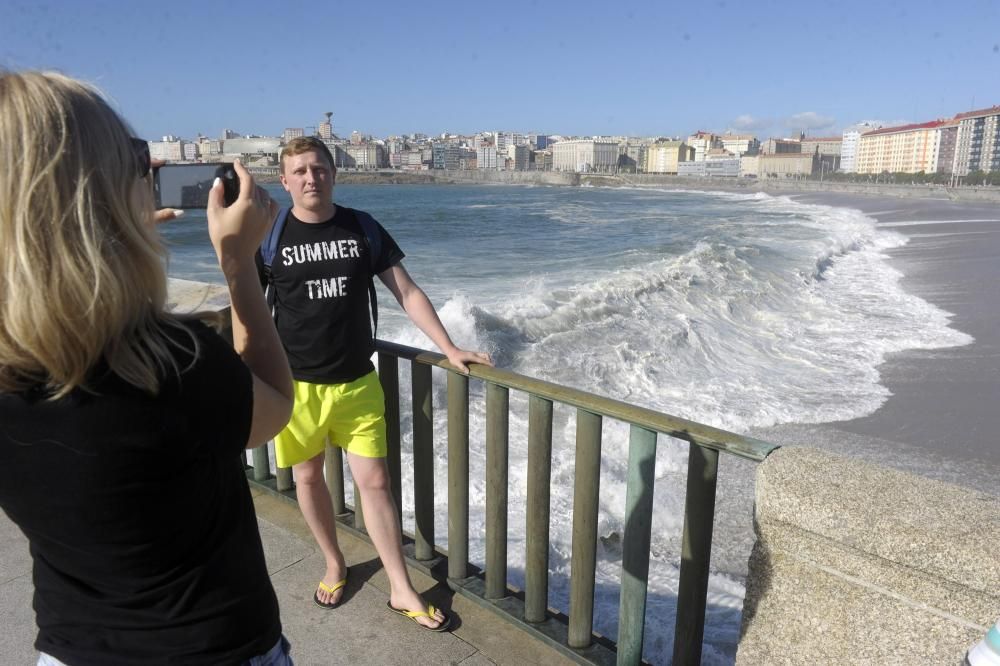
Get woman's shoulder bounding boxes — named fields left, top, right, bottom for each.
left=162, top=317, right=244, bottom=381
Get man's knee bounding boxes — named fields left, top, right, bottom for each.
left=293, top=453, right=326, bottom=486
left=352, top=458, right=391, bottom=493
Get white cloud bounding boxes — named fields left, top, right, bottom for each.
left=785, top=111, right=836, bottom=131
left=730, top=114, right=772, bottom=131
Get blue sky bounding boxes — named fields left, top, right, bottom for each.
left=2, top=0, right=998, bottom=142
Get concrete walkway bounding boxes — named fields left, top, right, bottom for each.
left=0, top=487, right=574, bottom=665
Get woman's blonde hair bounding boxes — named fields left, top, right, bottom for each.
left=0, top=70, right=193, bottom=398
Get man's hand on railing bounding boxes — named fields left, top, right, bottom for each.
left=444, top=348, right=493, bottom=375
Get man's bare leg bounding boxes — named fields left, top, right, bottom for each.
left=294, top=452, right=347, bottom=605
left=347, top=452, right=445, bottom=629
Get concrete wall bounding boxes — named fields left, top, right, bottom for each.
left=326, top=169, right=1000, bottom=202
left=620, top=174, right=1000, bottom=202
left=738, top=447, right=1000, bottom=664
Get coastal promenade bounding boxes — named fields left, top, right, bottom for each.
left=0, top=487, right=573, bottom=666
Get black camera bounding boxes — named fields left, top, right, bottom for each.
left=154, top=163, right=241, bottom=208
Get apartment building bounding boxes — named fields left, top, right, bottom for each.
left=531, top=149, right=552, bottom=171
left=197, top=138, right=222, bottom=159
left=477, top=145, right=498, bottom=170
left=855, top=120, right=945, bottom=174
left=393, top=149, right=425, bottom=170
left=952, top=105, right=1000, bottom=176
left=936, top=121, right=959, bottom=175
left=282, top=128, right=305, bottom=144
left=619, top=141, right=647, bottom=173
left=720, top=134, right=759, bottom=156
left=551, top=139, right=619, bottom=172
left=687, top=131, right=721, bottom=161
left=317, top=121, right=332, bottom=140
left=507, top=144, right=530, bottom=171
left=644, top=140, right=691, bottom=174
left=432, top=143, right=464, bottom=170
left=344, top=142, right=387, bottom=169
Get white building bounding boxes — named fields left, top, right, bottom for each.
left=720, top=134, right=759, bottom=156
left=704, top=154, right=741, bottom=177
left=677, top=161, right=707, bottom=176
left=840, top=121, right=882, bottom=173
left=551, top=139, right=619, bottom=172
left=282, top=127, right=305, bottom=143
left=687, top=132, right=722, bottom=161
left=198, top=138, right=222, bottom=159
left=477, top=145, right=498, bottom=170
left=149, top=139, right=183, bottom=162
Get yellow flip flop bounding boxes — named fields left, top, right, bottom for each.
left=313, top=569, right=348, bottom=610
left=386, top=602, right=453, bottom=632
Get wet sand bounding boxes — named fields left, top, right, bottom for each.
left=749, top=192, right=1000, bottom=495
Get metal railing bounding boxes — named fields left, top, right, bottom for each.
left=247, top=340, right=780, bottom=665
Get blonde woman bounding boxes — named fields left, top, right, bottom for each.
left=0, top=71, right=295, bottom=665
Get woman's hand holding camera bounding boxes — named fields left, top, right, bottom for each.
left=206, top=159, right=278, bottom=273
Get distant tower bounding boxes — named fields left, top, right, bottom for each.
left=318, top=112, right=333, bottom=140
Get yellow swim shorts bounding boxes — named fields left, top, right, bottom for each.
left=273, top=371, right=387, bottom=468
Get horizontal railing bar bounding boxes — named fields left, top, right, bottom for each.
left=376, top=340, right=777, bottom=461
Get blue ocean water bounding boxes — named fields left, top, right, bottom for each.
left=162, top=184, right=971, bottom=664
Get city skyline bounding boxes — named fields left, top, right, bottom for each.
left=2, top=0, right=998, bottom=141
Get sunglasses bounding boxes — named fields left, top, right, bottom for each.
left=131, top=137, right=151, bottom=178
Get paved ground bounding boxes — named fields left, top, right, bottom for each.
left=1, top=487, right=574, bottom=665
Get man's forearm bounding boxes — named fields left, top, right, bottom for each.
left=400, top=287, right=458, bottom=355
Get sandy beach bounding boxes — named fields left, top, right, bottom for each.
left=743, top=191, right=1000, bottom=496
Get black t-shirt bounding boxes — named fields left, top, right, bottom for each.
left=256, top=206, right=405, bottom=384
left=0, top=321, right=280, bottom=665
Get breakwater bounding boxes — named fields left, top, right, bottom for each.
left=309, top=169, right=1000, bottom=202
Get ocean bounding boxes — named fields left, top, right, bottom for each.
left=161, top=183, right=972, bottom=664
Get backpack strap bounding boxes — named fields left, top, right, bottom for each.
left=260, top=206, right=291, bottom=312
left=354, top=210, right=382, bottom=340
left=262, top=206, right=291, bottom=270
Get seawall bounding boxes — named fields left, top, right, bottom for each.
left=737, top=447, right=999, bottom=664
left=321, top=169, right=1000, bottom=202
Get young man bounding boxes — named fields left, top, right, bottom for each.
left=259, top=137, right=491, bottom=630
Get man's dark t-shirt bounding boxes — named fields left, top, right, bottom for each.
left=256, top=206, right=405, bottom=384
left=0, top=321, right=280, bottom=665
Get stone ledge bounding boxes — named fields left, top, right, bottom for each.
left=738, top=447, right=1000, bottom=664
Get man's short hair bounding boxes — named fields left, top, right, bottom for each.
left=280, top=136, right=336, bottom=173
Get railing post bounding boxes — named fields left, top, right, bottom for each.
left=525, top=395, right=553, bottom=623
left=276, top=466, right=293, bottom=493
left=568, top=409, right=602, bottom=649
left=485, top=382, right=509, bottom=599
left=672, top=443, right=719, bottom=666
left=447, top=372, right=470, bottom=581
left=252, top=445, right=270, bottom=482
left=324, top=440, right=345, bottom=515
left=411, top=361, right=434, bottom=560
left=379, top=354, right=402, bottom=523
left=617, top=426, right=657, bottom=665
